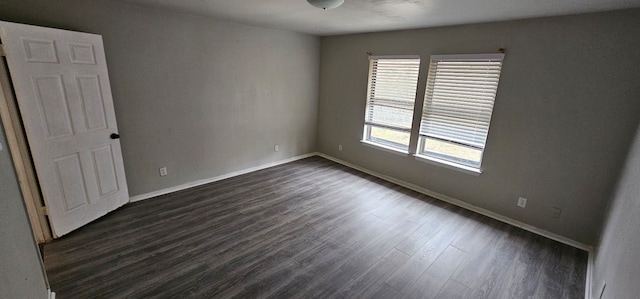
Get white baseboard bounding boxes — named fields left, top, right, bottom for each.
left=317, top=153, right=593, bottom=252
left=129, top=152, right=318, bottom=203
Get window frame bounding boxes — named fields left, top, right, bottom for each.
left=361, top=55, right=421, bottom=153
left=416, top=53, right=505, bottom=172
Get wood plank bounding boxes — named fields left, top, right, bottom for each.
left=394, top=199, right=451, bottom=255
left=385, top=208, right=472, bottom=292
left=467, top=228, right=528, bottom=298
left=497, top=234, right=550, bottom=299
left=292, top=219, right=421, bottom=298
left=532, top=239, right=566, bottom=298
left=450, top=224, right=513, bottom=288
left=335, top=249, right=410, bottom=298
left=450, top=214, right=503, bottom=254
left=436, top=279, right=471, bottom=299
left=561, top=245, right=588, bottom=299
left=402, top=245, right=467, bottom=299
left=370, top=283, right=404, bottom=299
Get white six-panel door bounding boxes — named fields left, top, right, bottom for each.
left=0, top=21, right=129, bottom=237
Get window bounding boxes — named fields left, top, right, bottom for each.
left=417, top=53, right=505, bottom=170
left=362, top=56, right=420, bottom=152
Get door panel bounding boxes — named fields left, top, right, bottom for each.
left=0, top=21, right=129, bottom=237
left=33, top=75, right=74, bottom=138
left=91, top=145, right=119, bottom=197
left=53, top=153, right=89, bottom=212
left=22, top=38, right=58, bottom=63
left=77, top=76, right=108, bottom=131
left=68, top=43, right=96, bottom=65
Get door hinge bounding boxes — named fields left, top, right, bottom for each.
left=40, top=206, right=48, bottom=216
left=0, top=44, right=5, bottom=56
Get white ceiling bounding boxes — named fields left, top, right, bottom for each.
left=114, top=0, right=640, bottom=36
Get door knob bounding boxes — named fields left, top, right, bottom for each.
left=110, top=133, right=120, bottom=139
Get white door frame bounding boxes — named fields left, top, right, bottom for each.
left=0, top=48, right=52, bottom=243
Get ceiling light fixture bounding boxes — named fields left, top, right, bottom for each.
left=307, top=0, right=344, bottom=10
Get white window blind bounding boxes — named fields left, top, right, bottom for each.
left=363, top=56, right=420, bottom=151
left=418, top=53, right=505, bottom=168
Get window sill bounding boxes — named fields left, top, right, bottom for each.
left=414, top=154, right=482, bottom=176
left=360, top=140, right=409, bottom=156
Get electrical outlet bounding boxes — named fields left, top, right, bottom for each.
left=159, top=167, right=167, bottom=177
left=517, top=197, right=527, bottom=208
left=338, top=144, right=343, bottom=151
left=274, top=144, right=279, bottom=152
left=551, top=207, right=562, bottom=219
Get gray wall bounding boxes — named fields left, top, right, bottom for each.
left=317, top=9, right=640, bottom=245
left=0, top=0, right=320, bottom=196
left=0, top=123, right=48, bottom=298
left=592, top=123, right=640, bottom=298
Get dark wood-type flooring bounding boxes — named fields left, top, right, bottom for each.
left=43, top=156, right=587, bottom=298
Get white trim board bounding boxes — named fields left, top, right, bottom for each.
left=317, top=152, right=595, bottom=298
left=129, top=152, right=318, bottom=203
